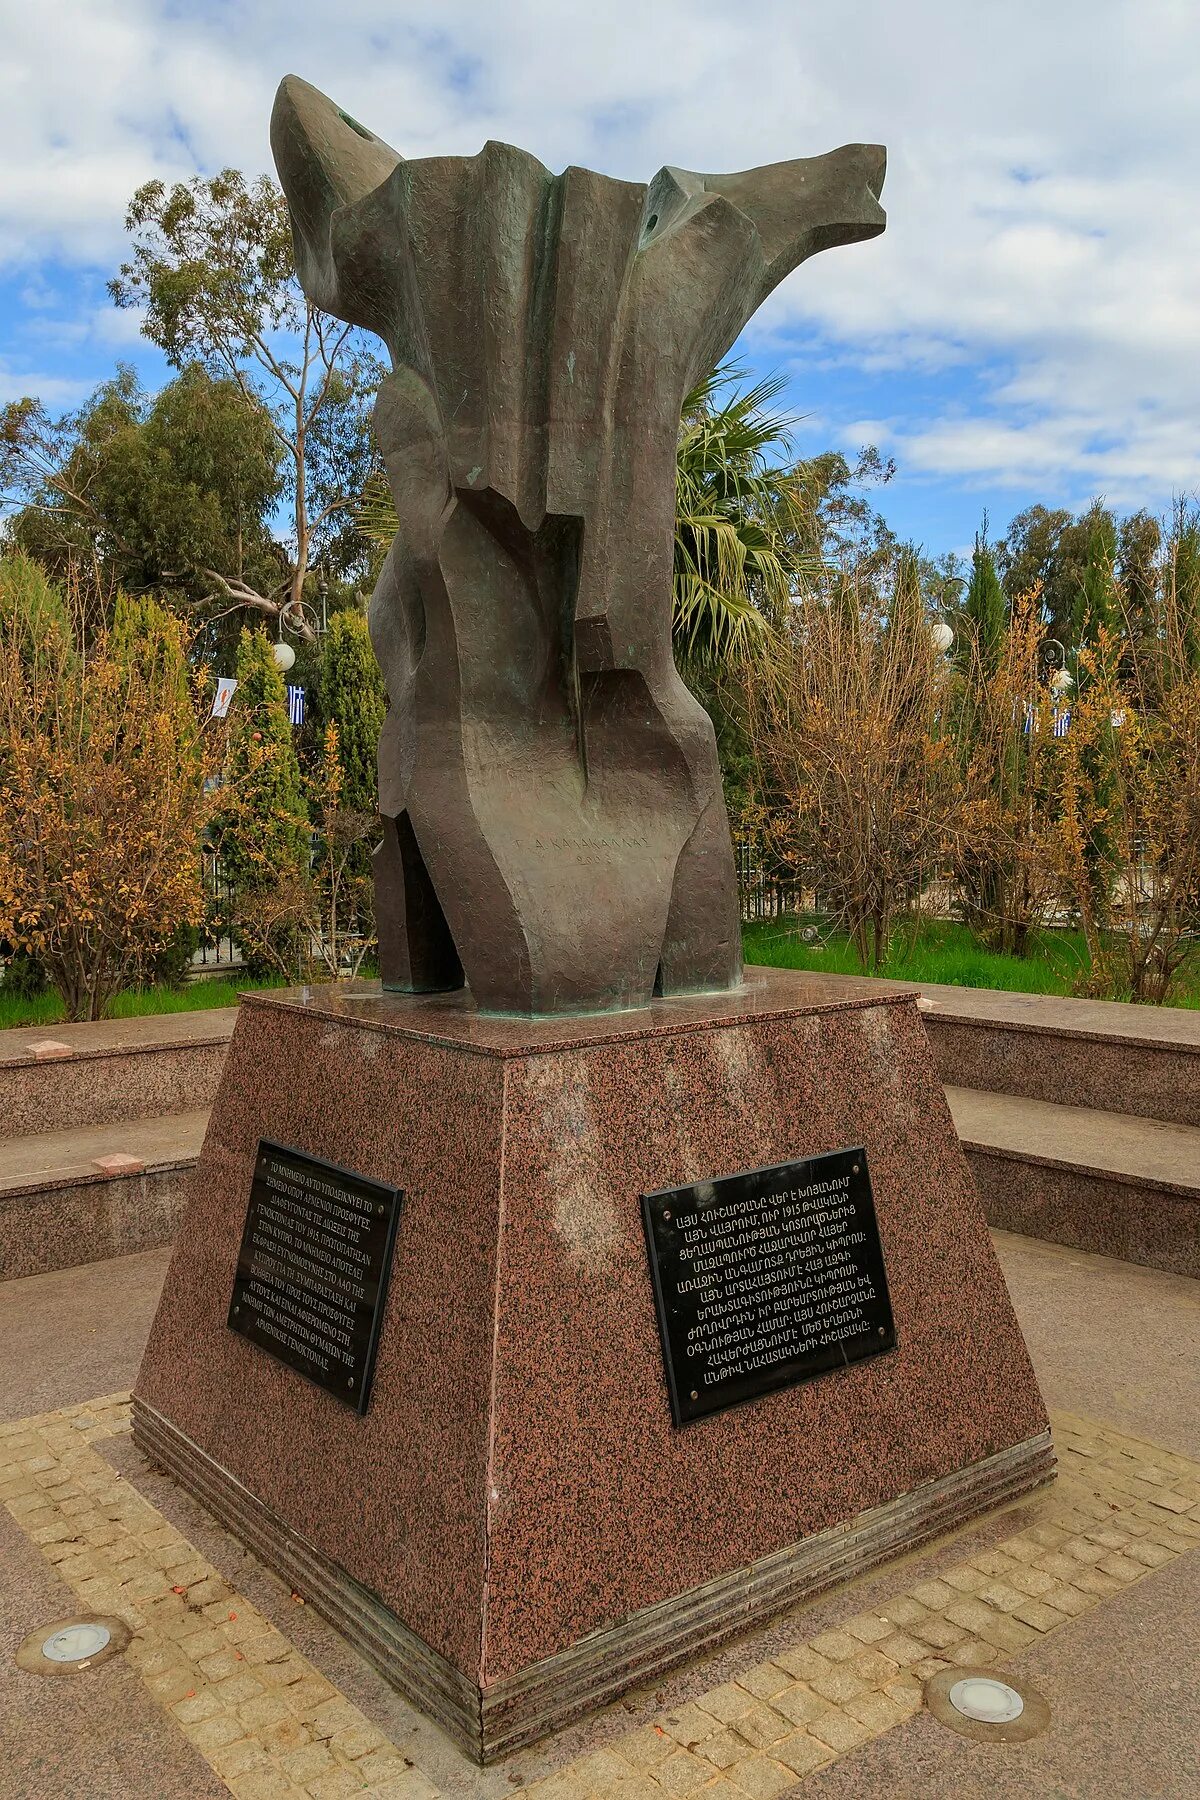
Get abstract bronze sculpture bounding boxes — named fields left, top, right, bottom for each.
left=271, top=77, right=886, bottom=1012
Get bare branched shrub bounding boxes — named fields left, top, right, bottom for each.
left=1055, top=623, right=1200, bottom=1003
left=751, top=572, right=958, bottom=969
left=952, top=592, right=1065, bottom=954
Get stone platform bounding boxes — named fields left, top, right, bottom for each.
left=3, top=1233, right=1199, bottom=1800
left=133, top=971, right=1051, bottom=1761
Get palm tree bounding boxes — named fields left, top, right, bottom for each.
left=354, top=362, right=811, bottom=671
left=673, top=365, right=813, bottom=670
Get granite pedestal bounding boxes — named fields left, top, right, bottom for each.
left=133, top=969, right=1053, bottom=1761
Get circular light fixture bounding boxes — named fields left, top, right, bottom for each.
left=44, top=1622, right=111, bottom=1663
left=272, top=640, right=297, bottom=673
left=1049, top=665, right=1073, bottom=691
left=924, top=1666, right=1049, bottom=1743
left=16, top=1613, right=130, bottom=1676
left=948, top=1676, right=1024, bottom=1723
left=930, top=617, right=954, bottom=654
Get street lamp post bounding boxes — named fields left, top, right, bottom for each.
left=1038, top=637, right=1073, bottom=693
left=929, top=574, right=964, bottom=657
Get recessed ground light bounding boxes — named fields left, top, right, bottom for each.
left=949, top=1676, right=1025, bottom=1722
left=16, top=1614, right=130, bottom=1676
left=924, top=1666, right=1050, bottom=1743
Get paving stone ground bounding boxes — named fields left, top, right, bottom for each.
left=0, top=1232, right=1197, bottom=1799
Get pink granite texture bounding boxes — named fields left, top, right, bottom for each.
left=1, top=1167, right=195, bottom=1280
left=134, top=968, right=1050, bottom=1693
left=0, top=1013, right=233, bottom=1139
left=926, top=1012, right=1200, bottom=1129
left=967, top=1150, right=1199, bottom=1280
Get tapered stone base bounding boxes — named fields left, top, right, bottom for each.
left=134, top=970, right=1053, bottom=1762
left=132, top=1398, right=1051, bottom=1760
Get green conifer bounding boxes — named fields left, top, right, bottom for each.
left=216, top=628, right=310, bottom=974
left=963, top=522, right=1008, bottom=675
left=318, top=610, right=384, bottom=815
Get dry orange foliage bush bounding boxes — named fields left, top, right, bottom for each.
left=748, top=564, right=1200, bottom=1002
left=751, top=572, right=959, bottom=969
left=952, top=592, right=1066, bottom=956
left=0, top=586, right=215, bottom=1019
left=1052, top=625, right=1200, bottom=1003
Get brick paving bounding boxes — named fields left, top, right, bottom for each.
left=2, top=1397, right=1198, bottom=1799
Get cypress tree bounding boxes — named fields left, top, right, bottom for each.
left=319, top=610, right=384, bottom=814
left=963, top=523, right=1007, bottom=675
left=1, top=549, right=73, bottom=666
left=111, top=591, right=191, bottom=717
left=1117, top=509, right=1162, bottom=672
left=1071, top=502, right=1118, bottom=651
left=1168, top=500, right=1200, bottom=674
left=216, top=628, right=309, bottom=974
left=112, top=591, right=203, bottom=984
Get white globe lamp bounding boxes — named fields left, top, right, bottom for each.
left=272, top=639, right=297, bottom=674
left=1049, top=665, right=1073, bottom=693
left=930, top=617, right=954, bottom=654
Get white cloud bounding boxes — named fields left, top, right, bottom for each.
left=0, top=362, right=90, bottom=407
left=89, top=302, right=149, bottom=348
left=0, top=0, right=1198, bottom=508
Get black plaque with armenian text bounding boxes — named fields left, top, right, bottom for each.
left=228, top=1140, right=402, bottom=1415
left=642, top=1147, right=895, bottom=1425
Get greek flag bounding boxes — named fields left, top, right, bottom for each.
left=1052, top=708, right=1071, bottom=738
left=286, top=684, right=305, bottom=726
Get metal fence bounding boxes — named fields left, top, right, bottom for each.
left=191, top=846, right=241, bottom=971
left=189, top=840, right=373, bottom=977
left=734, top=838, right=802, bottom=922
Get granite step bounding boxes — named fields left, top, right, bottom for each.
left=0, top=1010, right=235, bottom=1138
left=947, top=1085, right=1200, bottom=1279
left=742, top=968, right=1200, bottom=1128
left=916, top=984, right=1200, bottom=1129
left=0, top=1108, right=206, bottom=1279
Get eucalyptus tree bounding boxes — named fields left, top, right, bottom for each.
left=109, top=170, right=383, bottom=637
left=0, top=366, right=283, bottom=622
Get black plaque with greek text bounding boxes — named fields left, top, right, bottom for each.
left=227, top=1140, right=402, bottom=1414
left=642, top=1147, right=895, bottom=1425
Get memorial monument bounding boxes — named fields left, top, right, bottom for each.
left=270, top=76, right=891, bottom=1014
left=134, top=77, right=1053, bottom=1764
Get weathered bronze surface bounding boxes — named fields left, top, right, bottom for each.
left=272, top=77, right=886, bottom=1012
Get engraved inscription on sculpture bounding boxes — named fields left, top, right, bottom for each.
left=642, top=1148, right=895, bottom=1424
left=227, top=1141, right=402, bottom=1415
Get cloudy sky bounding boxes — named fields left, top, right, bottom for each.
left=1, top=0, right=1197, bottom=558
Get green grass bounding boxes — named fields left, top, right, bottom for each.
left=743, top=916, right=1200, bottom=1007
left=5, top=925, right=1198, bottom=1027
left=0, top=973, right=281, bottom=1033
